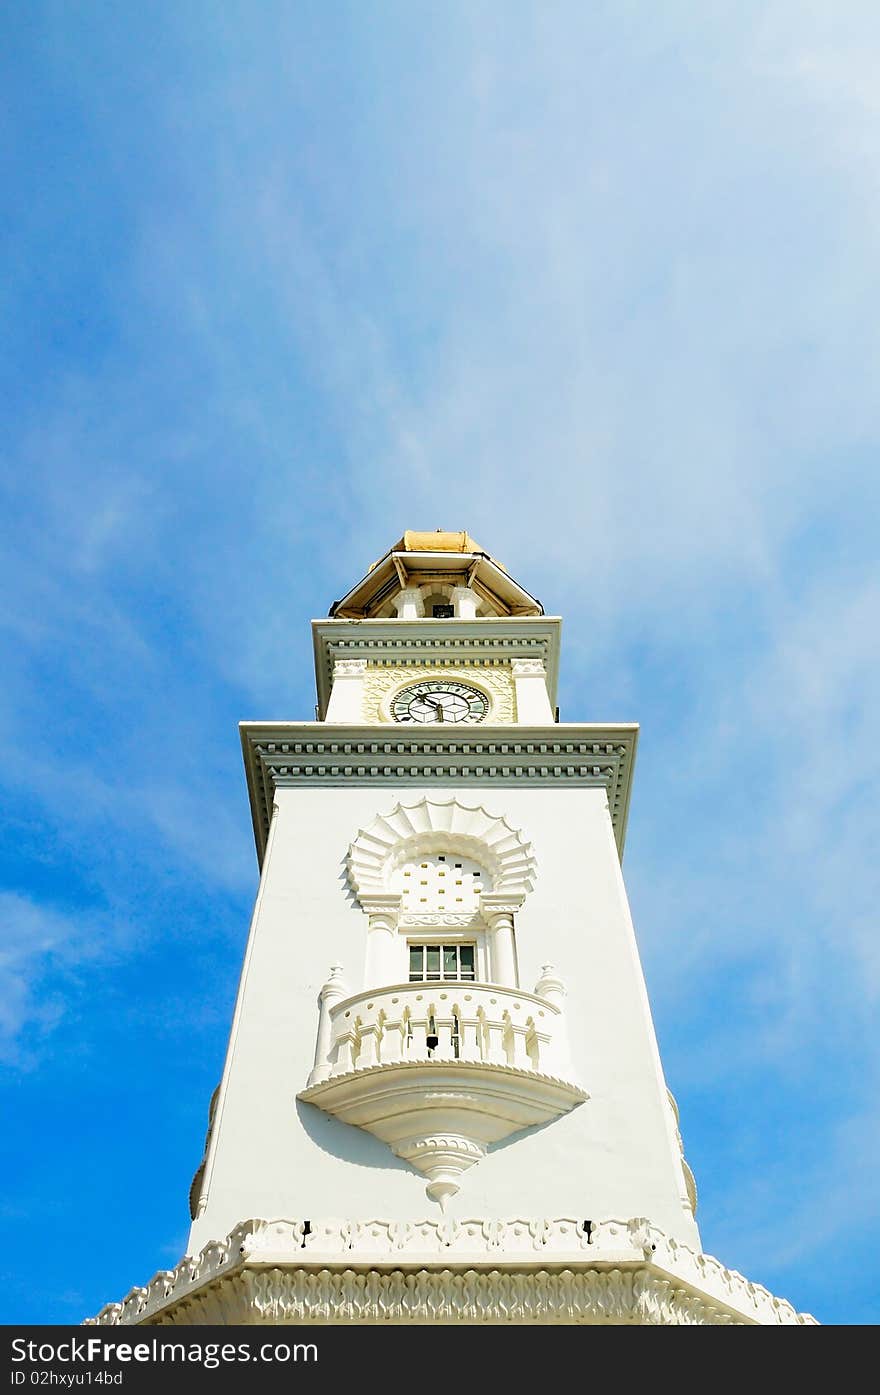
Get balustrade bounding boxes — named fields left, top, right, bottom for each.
left=308, top=979, right=573, bottom=1085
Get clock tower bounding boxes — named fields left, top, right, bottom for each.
left=91, top=531, right=815, bottom=1325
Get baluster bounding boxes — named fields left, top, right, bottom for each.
left=382, top=1012, right=407, bottom=1062
left=432, top=1012, right=456, bottom=1061
left=524, top=1018, right=541, bottom=1071
left=485, top=1014, right=507, bottom=1065
left=332, top=1025, right=358, bottom=1076
left=509, top=1022, right=529, bottom=1069
left=531, top=1027, right=553, bottom=1072
left=358, top=1020, right=381, bottom=1067
left=409, top=1010, right=429, bottom=1059
left=458, top=1012, right=480, bottom=1062
left=501, top=1012, right=517, bottom=1066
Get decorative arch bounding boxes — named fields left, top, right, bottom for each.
left=347, top=797, right=536, bottom=907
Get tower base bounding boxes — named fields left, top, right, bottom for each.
left=87, top=1217, right=816, bottom=1326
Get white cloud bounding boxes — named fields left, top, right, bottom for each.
left=0, top=893, right=104, bottom=1062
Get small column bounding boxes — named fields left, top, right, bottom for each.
left=511, top=658, right=554, bottom=724
left=481, top=894, right=524, bottom=987
left=361, top=894, right=402, bottom=987
left=324, top=657, right=367, bottom=723
left=308, top=964, right=348, bottom=1086
left=393, top=587, right=425, bottom=620
left=451, top=586, right=479, bottom=620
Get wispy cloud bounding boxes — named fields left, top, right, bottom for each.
left=0, top=893, right=109, bottom=1063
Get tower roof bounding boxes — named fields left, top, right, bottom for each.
left=330, top=529, right=541, bottom=619
left=369, top=530, right=506, bottom=573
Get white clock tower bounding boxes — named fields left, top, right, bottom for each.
left=92, top=531, right=815, bottom=1326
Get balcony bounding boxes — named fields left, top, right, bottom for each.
left=299, top=973, right=586, bottom=1206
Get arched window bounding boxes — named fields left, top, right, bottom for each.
left=347, top=798, right=537, bottom=993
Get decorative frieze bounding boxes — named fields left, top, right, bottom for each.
left=397, top=912, right=480, bottom=926
left=149, top=1266, right=740, bottom=1325
left=86, top=1215, right=818, bottom=1327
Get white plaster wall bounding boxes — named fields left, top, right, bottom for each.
left=188, top=783, right=700, bottom=1255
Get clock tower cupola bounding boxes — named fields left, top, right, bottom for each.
left=317, top=529, right=558, bottom=729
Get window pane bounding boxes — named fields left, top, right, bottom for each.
left=410, top=942, right=477, bottom=983
left=409, top=946, right=422, bottom=982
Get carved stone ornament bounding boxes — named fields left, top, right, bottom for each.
left=346, top=796, right=537, bottom=906
left=301, top=1058, right=585, bottom=1207
left=86, top=1215, right=818, bottom=1327
left=510, top=658, right=547, bottom=677
left=331, top=658, right=368, bottom=677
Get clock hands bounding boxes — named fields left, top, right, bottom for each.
left=395, top=683, right=486, bottom=724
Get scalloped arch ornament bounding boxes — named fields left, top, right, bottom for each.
left=347, top=797, right=537, bottom=905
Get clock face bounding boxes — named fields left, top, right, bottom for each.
left=391, top=680, right=489, bottom=724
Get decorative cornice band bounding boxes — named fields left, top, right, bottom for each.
left=240, top=723, right=638, bottom=866
left=311, top=617, right=563, bottom=718
left=138, top=1267, right=744, bottom=1326
left=87, top=1216, right=817, bottom=1327
left=303, top=1056, right=583, bottom=1095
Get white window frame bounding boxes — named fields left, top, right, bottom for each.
left=407, top=941, right=478, bottom=983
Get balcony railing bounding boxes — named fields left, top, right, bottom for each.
left=308, top=979, right=573, bottom=1086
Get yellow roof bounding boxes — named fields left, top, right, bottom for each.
left=369, top=530, right=507, bottom=572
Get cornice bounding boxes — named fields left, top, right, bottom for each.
left=86, top=1215, right=817, bottom=1327
left=311, top=617, right=562, bottom=719
left=239, top=723, right=638, bottom=867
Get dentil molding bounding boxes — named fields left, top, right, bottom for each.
left=240, top=722, right=638, bottom=865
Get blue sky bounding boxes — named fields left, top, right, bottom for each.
left=2, top=1, right=878, bottom=1325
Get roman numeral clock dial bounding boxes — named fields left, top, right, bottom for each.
left=391, top=680, right=489, bottom=724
